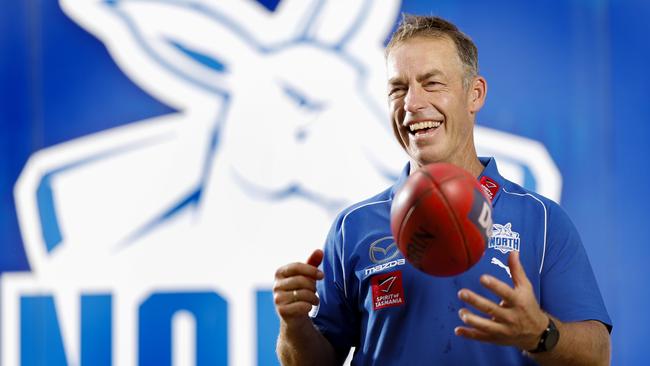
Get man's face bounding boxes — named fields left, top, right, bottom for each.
left=386, top=36, right=478, bottom=167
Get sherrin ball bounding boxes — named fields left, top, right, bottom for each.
left=390, top=163, right=493, bottom=276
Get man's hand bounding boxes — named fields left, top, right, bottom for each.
left=275, top=250, right=340, bottom=366
left=454, top=251, right=548, bottom=351
left=273, top=249, right=325, bottom=326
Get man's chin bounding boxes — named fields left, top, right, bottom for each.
left=409, top=149, right=448, bottom=167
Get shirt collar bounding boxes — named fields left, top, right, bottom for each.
left=477, top=157, right=505, bottom=205
left=390, top=163, right=411, bottom=199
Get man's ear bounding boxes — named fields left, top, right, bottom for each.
left=469, top=76, right=487, bottom=114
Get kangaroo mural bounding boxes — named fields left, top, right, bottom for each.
left=5, top=1, right=561, bottom=365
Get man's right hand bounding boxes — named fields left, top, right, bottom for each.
left=275, top=249, right=340, bottom=365
left=273, top=249, right=325, bottom=325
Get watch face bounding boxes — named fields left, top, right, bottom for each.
left=530, top=318, right=560, bottom=353
left=545, top=326, right=560, bottom=351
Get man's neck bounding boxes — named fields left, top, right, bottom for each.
left=409, top=155, right=484, bottom=178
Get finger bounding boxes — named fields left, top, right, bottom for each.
left=458, top=289, right=511, bottom=322
left=508, top=251, right=530, bottom=288
left=479, top=275, right=516, bottom=304
left=274, top=289, right=320, bottom=306
left=276, top=301, right=314, bottom=319
left=273, top=275, right=318, bottom=293
left=458, top=308, right=510, bottom=336
left=454, top=326, right=493, bottom=342
left=275, top=262, right=323, bottom=280
left=307, top=249, right=324, bottom=268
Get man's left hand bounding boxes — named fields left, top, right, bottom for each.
left=455, top=251, right=549, bottom=351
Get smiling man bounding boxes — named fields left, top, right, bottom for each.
left=273, top=15, right=611, bottom=365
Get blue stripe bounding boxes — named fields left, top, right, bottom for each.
left=36, top=174, right=63, bottom=252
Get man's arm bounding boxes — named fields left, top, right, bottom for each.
left=530, top=318, right=610, bottom=366
left=274, top=249, right=341, bottom=366
left=455, top=252, right=611, bottom=366
left=277, top=316, right=340, bottom=366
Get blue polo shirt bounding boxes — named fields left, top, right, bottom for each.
left=311, top=157, right=611, bottom=365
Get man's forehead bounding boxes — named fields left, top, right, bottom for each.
left=387, top=69, right=444, bottom=85
left=385, top=37, right=463, bottom=81
left=387, top=35, right=458, bottom=60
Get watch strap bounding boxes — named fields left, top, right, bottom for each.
left=528, top=317, right=559, bottom=353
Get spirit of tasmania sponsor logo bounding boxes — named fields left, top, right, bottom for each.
left=371, top=270, right=405, bottom=310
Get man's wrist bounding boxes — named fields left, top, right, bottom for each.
left=528, top=316, right=560, bottom=353
left=280, top=315, right=314, bottom=334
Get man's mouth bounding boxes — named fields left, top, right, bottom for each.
left=408, top=121, right=442, bottom=135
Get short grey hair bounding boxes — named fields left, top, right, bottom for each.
left=386, top=14, right=479, bottom=88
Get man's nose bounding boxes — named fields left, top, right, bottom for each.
left=404, top=86, right=426, bottom=113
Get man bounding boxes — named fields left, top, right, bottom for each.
left=273, top=15, right=611, bottom=365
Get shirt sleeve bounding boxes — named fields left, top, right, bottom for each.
left=310, top=216, right=360, bottom=355
left=540, top=202, right=612, bottom=331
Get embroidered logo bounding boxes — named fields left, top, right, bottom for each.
left=480, top=176, right=500, bottom=202
left=368, top=236, right=400, bottom=264
left=491, top=257, right=512, bottom=278
left=489, top=223, right=520, bottom=253
left=371, top=271, right=405, bottom=310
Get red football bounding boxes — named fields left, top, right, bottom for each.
left=390, top=163, right=493, bottom=276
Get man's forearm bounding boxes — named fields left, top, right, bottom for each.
left=277, top=318, right=340, bottom=366
left=530, top=319, right=610, bottom=366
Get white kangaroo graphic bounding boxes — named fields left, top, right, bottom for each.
left=5, top=1, right=560, bottom=365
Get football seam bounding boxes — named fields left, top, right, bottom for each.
left=420, top=170, right=472, bottom=272
left=397, top=187, right=435, bottom=267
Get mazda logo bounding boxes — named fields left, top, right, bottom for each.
left=369, top=236, right=400, bottom=264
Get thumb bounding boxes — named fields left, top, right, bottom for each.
left=307, top=249, right=324, bottom=268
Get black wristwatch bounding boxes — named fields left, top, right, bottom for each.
left=528, top=317, right=560, bottom=353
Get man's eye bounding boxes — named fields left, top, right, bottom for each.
left=424, top=80, right=442, bottom=88
left=389, top=88, right=406, bottom=97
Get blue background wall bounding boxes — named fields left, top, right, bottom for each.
left=1, top=0, right=648, bottom=364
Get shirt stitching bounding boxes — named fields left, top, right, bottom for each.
left=501, top=188, right=548, bottom=274
left=340, top=198, right=392, bottom=298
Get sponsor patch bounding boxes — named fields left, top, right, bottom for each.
left=371, top=271, right=405, bottom=310
left=368, top=236, right=400, bottom=264
left=364, top=258, right=406, bottom=277
left=480, top=176, right=499, bottom=202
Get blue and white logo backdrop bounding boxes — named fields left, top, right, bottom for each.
left=1, top=0, right=648, bottom=365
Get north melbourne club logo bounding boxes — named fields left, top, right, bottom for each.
left=489, top=223, right=520, bottom=253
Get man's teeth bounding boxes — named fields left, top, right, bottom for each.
left=409, top=121, right=442, bottom=132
